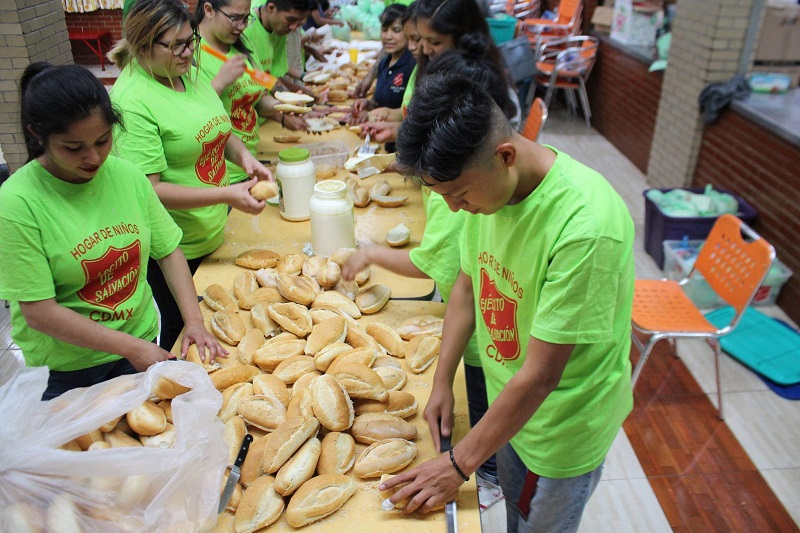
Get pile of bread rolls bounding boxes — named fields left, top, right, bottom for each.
left=190, top=246, right=446, bottom=531
left=303, top=61, right=375, bottom=103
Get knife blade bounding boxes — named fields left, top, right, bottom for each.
left=439, top=433, right=458, bottom=533
left=218, top=433, right=253, bottom=514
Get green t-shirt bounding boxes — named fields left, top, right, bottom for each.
left=111, top=61, right=232, bottom=259
left=410, top=188, right=479, bottom=366
left=197, top=38, right=266, bottom=184
left=244, top=0, right=290, bottom=78
left=401, top=66, right=417, bottom=117
left=459, top=147, right=635, bottom=478
left=0, top=156, right=183, bottom=372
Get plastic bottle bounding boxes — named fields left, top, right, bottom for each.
left=309, top=180, right=355, bottom=257
left=276, top=147, right=316, bottom=221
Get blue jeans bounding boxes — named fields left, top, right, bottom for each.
left=43, top=358, right=138, bottom=400
left=147, top=255, right=204, bottom=351
left=464, top=363, right=498, bottom=483
left=498, top=443, right=604, bottom=533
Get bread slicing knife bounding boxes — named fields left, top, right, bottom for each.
left=218, top=433, right=253, bottom=514
left=439, top=433, right=458, bottom=533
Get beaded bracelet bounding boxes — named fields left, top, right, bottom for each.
left=449, top=448, right=469, bottom=482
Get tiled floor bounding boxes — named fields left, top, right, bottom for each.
left=0, top=103, right=797, bottom=532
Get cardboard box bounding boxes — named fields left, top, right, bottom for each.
left=754, top=4, right=800, bottom=62
left=592, top=6, right=614, bottom=33
left=610, top=0, right=663, bottom=47
left=750, top=64, right=800, bottom=89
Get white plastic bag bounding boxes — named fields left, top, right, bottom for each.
left=0, top=361, right=227, bottom=532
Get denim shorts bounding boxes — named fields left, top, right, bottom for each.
left=497, top=443, right=604, bottom=533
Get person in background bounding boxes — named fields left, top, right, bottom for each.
left=0, top=63, right=226, bottom=400
left=244, top=0, right=316, bottom=103
left=342, top=38, right=512, bottom=510
left=302, top=0, right=344, bottom=30
left=110, top=0, right=271, bottom=352
left=196, top=0, right=306, bottom=181
left=381, top=73, right=634, bottom=533
left=350, top=4, right=415, bottom=152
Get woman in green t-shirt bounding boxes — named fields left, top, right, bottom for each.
left=0, top=63, right=226, bottom=400
left=110, top=0, right=274, bottom=351
left=195, top=0, right=306, bottom=183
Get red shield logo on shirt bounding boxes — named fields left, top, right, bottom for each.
left=478, top=268, right=520, bottom=362
left=230, top=92, right=261, bottom=134
left=392, top=72, right=404, bottom=87
left=196, top=131, right=230, bottom=186
left=78, top=241, right=141, bottom=311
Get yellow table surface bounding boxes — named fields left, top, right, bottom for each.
left=201, top=300, right=480, bottom=532
left=193, top=121, right=435, bottom=300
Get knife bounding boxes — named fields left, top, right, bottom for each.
left=218, top=434, right=253, bottom=514
left=440, top=433, right=458, bottom=533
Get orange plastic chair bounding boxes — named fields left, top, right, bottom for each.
left=630, top=214, right=775, bottom=420
left=521, top=97, right=548, bottom=141
left=520, top=0, right=583, bottom=52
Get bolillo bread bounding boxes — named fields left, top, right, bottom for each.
left=237, top=394, right=288, bottom=432
left=276, top=274, right=319, bottom=306
left=317, top=431, right=356, bottom=475
left=350, top=412, right=418, bottom=444
left=237, top=287, right=285, bottom=310
left=285, top=474, right=357, bottom=527
left=355, top=284, right=391, bottom=314
left=203, top=284, right=237, bottom=313
left=353, top=390, right=417, bottom=418
left=408, top=336, right=442, bottom=373
left=218, top=382, right=254, bottom=422
left=304, top=316, right=347, bottom=356
left=210, top=365, right=260, bottom=391
left=261, top=416, right=320, bottom=474
left=233, top=270, right=259, bottom=301
left=274, top=437, right=321, bottom=496
left=126, top=401, right=167, bottom=436
left=365, top=322, right=405, bottom=357
left=328, top=362, right=388, bottom=401
left=211, top=310, right=247, bottom=345
left=310, top=374, right=354, bottom=432
left=353, top=438, right=417, bottom=478
left=272, top=355, right=317, bottom=384
left=235, top=249, right=281, bottom=270
left=234, top=474, right=284, bottom=533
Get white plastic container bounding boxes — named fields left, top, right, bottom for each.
left=276, top=147, right=316, bottom=221
left=309, top=180, right=355, bottom=257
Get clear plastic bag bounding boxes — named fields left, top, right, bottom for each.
left=0, top=361, right=227, bottom=532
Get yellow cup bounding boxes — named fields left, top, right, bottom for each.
left=349, top=47, right=358, bottom=65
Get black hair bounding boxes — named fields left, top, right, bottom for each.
left=401, top=1, right=416, bottom=24
left=427, top=33, right=515, bottom=120
left=414, top=0, right=502, bottom=81
left=195, top=0, right=254, bottom=58
left=396, top=72, right=512, bottom=184
left=380, top=4, right=406, bottom=29
left=20, top=62, right=123, bottom=162
left=269, top=0, right=316, bottom=13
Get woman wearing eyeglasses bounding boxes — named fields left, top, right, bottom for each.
left=196, top=0, right=304, bottom=181
left=109, top=0, right=273, bottom=352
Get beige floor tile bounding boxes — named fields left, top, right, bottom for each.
left=578, top=479, right=671, bottom=533
left=602, top=429, right=647, bottom=481
left=761, top=468, right=800, bottom=526
left=0, top=349, right=24, bottom=386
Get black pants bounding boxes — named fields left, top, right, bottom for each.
left=43, top=358, right=137, bottom=400
left=147, top=255, right=204, bottom=352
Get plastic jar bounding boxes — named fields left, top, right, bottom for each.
left=309, top=180, right=355, bottom=257
left=276, top=147, right=316, bottom=221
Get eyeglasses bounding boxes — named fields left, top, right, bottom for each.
left=216, top=8, right=254, bottom=27
left=155, top=32, right=201, bottom=56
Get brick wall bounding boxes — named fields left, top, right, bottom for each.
left=0, top=0, right=72, bottom=172
left=692, top=110, right=800, bottom=323
left=65, top=10, right=123, bottom=65
left=586, top=37, right=663, bottom=173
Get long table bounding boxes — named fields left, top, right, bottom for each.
left=192, top=121, right=436, bottom=300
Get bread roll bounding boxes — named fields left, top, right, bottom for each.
left=347, top=179, right=370, bottom=207
left=274, top=91, right=315, bottom=104
left=373, top=354, right=402, bottom=369
left=329, top=247, right=355, bottom=267
left=375, top=365, right=407, bottom=391
left=285, top=474, right=357, bottom=527
left=219, top=382, right=254, bottom=422
left=378, top=474, right=450, bottom=511
left=261, top=416, right=320, bottom=474
left=274, top=437, right=321, bottom=496
left=353, top=438, right=417, bottom=478
left=99, top=414, right=123, bottom=433
left=210, top=365, right=260, bottom=390
left=353, top=390, right=417, bottom=418
left=353, top=264, right=371, bottom=285
left=328, top=362, right=388, bottom=401
left=185, top=343, right=221, bottom=372
left=253, top=337, right=308, bottom=371
left=254, top=267, right=279, bottom=288
left=396, top=315, right=444, bottom=340
left=277, top=253, right=308, bottom=275
left=317, top=431, right=356, bottom=475
left=75, top=429, right=104, bottom=450
left=365, top=322, right=405, bottom=357
left=126, top=401, right=166, bottom=436
left=104, top=428, right=142, bottom=448
left=286, top=387, right=315, bottom=419
left=276, top=274, right=319, bottom=306
left=225, top=482, right=243, bottom=513
left=211, top=310, right=247, bottom=345
left=203, top=283, right=237, bottom=312
left=237, top=328, right=265, bottom=365
left=156, top=399, right=173, bottom=423
left=267, top=302, right=313, bottom=337
left=60, top=439, right=81, bottom=451
left=326, top=89, right=349, bottom=103
left=304, top=316, right=347, bottom=356
left=291, top=370, right=322, bottom=394
left=315, top=163, right=337, bottom=180
left=350, top=413, right=417, bottom=444
left=356, top=284, right=391, bottom=314
left=250, top=303, right=281, bottom=338
left=252, top=374, right=289, bottom=407
left=275, top=102, right=312, bottom=114
left=316, top=261, right=342, bottom=288
left=334, top=276, right=360, bottom=300
left=237, top=394, right=287, bottom=432
left=237, top=287, right=285, bottom=310
left=312, top=290, right=361, bottom=318
left=369, top=179, right=391, bottom=199
left=223, top=417, right=247, bottom=463
left=345, top=323, right=380, bottom=351
left=408, top=336, right=442, bottom=373
left=326, top=346, right=377, bottom=373
left=313, top=341, right=354, bottom=372
left=310, top=374, right=354, bottom=432
left=233, top=270, right=259, bottom=301
left=272, top=355, right=317, bottom=384
left=87, top=441, right=111, bottom=451
left=372, top=195, right=408, bottom=208
left=235, top=249, right=280, bottom=270
left=302, top=255, right=327, bottom=278
left=273, top=134, right=301, bottom=143
left=151, top=377, right=190, bottom=400
left=234, top=475, right=284, bottom=533
left=240, top=434, right=269, bottom=487
left=249, top=180, right=279, bottom=201
left=309, top=307, right=339, bottom=324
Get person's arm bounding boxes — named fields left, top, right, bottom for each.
left=209, top=55, right=247, bottom=96
left=361, top=121, right=401, bottom=143
left=341, top=246, right=427, bottom=281
left=18, top=299, right=174, bottom=371
left=353, top=60, right=379, bottom=98
left=312, top=9, right=344, bottom=26
left=223, top=134, right=273, bottom=182
left=156, top=247, right=227, bottom=361
left=147, top=172, right=265, bottom=215
left=279, top=75, right=314, bottom=97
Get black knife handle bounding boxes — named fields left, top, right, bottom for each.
left=234, top=434, right=253, bottom=468
left=440, top=432, right=452, bottom=453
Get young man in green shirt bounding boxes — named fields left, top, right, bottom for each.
left=244, top=0, right=314, bottom=80
left=381, top=73, right=635, bottom=533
